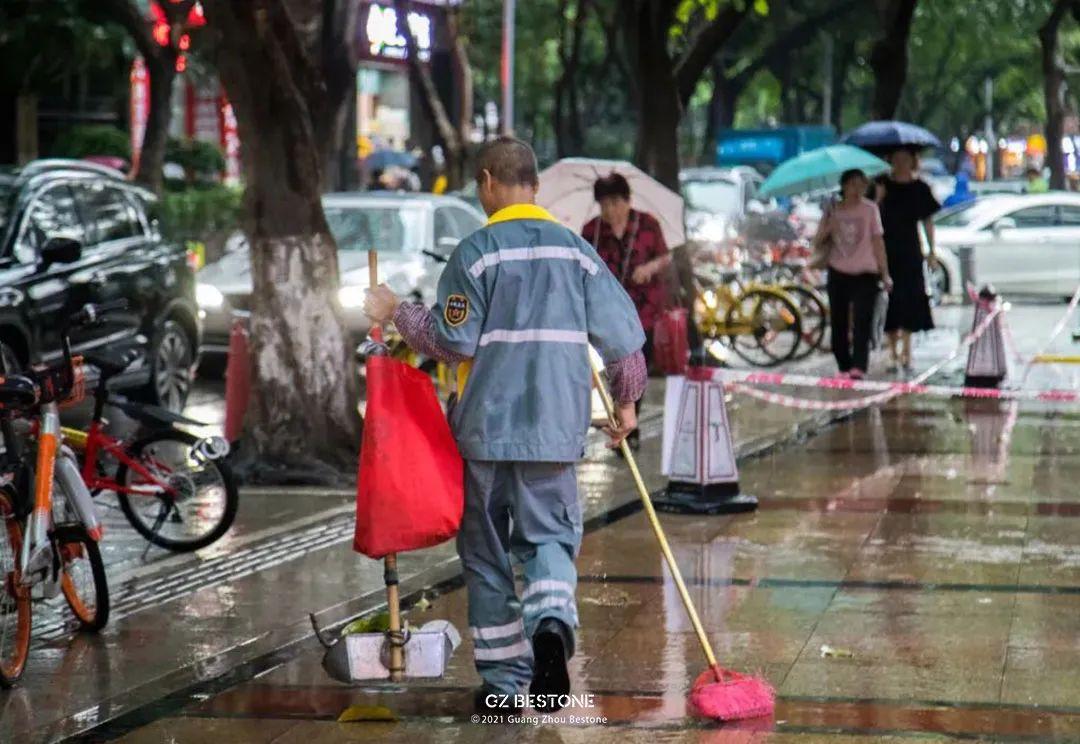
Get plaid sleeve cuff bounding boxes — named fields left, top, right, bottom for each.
left=393, top=302, right=470, bottom=364
left=606, top=350, right=647, bottom=404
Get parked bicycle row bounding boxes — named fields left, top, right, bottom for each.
left=0, top=302, right=237, bottom=687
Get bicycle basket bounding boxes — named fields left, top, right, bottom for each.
left=31, top=355, right=86, bottom=407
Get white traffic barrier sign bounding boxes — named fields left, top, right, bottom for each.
left=965, top=286, right=1007, bottom=388
left=655, top=373, right=758, bottom=514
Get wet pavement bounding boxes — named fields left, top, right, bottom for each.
left=7, top=301, right=1080, bottom=743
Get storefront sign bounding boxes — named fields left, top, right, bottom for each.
left=361, top=3, right=433, bottom=62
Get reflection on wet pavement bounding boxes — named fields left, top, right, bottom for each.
left=101, top=393, right=1080, bottom=743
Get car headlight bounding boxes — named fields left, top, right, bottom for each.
left=338, top=285, right=367, bottom=309
left=196, top=283, right=225, bottom=309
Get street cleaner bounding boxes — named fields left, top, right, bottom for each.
left=363, top=137, right=647, bottom=715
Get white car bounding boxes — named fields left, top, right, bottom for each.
left=932, top=193, right=1080, bottom=297
left=680, top=167, right=767, bottom=243
left=195, top=192, right=485, bottom=356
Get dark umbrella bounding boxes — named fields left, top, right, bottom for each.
left=842, top=121, right=942, bottom=152
left=365, top=149, right=418, bottom=171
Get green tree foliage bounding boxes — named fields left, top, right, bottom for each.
left=460, top=0, right=637, bottom=163
left=899, top=0, right=1051, bottom=140
left=0, top=0, right=131, bottom=96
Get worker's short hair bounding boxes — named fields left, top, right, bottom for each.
left=594, top=173, right=631, bottom=202
left=475, top=136, right=539, bottom=188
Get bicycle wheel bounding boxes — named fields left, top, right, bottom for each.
left=0, top=489, right=31, bottom=687
left=783, top=284, right=829, bottom=360
left=53, top=525, right=109, bottom=632
left=115, top=430, right=238, bottom=552
left=725, top=288, right=803, bottom=367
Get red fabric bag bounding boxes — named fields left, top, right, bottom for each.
left=652, top=307, right=690, bottom=376
left=353, top=355, right=464, bottom=559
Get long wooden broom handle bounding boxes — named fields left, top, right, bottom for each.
left=589, top=357, right=720, bottom=673
left=369, top=248, right=403, bottom=680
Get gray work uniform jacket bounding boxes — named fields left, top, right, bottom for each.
left=430, top=203, right=645, bottom=462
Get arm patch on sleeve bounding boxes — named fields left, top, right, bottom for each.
left=444, top=294, right=469, bottom=327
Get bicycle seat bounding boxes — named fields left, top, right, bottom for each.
left=0, top=374, right=39, bottom=412
left=85, top=347, right=140, bottom=379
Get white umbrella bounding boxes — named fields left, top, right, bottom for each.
left=537, top=158, right=686, bottom=246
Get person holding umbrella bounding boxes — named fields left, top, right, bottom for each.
left=363, top=137, right=647, bottom=714
left=876, top=147, right=941, bottom=374
left=582, top=173, right=671, bottom=449
left=812, top=169, right=892, bottom=379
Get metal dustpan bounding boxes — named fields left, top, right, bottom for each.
left=314, top=615, right=461, bottom=682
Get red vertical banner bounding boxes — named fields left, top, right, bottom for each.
left=220, top=99, right=241, bottom=185
left=129, top=57, right=150, bottom=174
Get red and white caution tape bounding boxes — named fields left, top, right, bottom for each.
left=696, top=303, right=1080, bottom=410
left=721, top=370, right=1080, bottom=407
left=1019, top=283, right=1080, bottom=385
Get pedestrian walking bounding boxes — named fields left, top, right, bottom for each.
left=363, top=137, right=646, bottom=714
left=877, top=148, right=941, bottom=374
left=813, top=169, right=893, bottom=379
left=581, top=173, right=671, bottom=448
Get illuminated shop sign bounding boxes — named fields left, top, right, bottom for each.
left=363, top=3, right=432, bottom=62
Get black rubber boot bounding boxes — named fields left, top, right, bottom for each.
left=529, top=618, right=571, bottom=711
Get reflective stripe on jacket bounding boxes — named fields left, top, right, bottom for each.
left=431, top=203, right=645, bottom=462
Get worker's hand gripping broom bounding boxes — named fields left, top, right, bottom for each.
left=589, top=356, right=775, bottom=721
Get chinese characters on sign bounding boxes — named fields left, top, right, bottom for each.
left=363, top=3, right=433, bottom=62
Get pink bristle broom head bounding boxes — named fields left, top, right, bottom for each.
left=689, top=666, right=776, bottom=722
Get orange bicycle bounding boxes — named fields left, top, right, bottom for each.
left=0, top=302, right=115, bottom=686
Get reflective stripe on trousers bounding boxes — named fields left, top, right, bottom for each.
left=457, top=460, right=583, bottom=695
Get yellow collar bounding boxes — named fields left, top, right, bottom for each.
left=485, top=203, right=561, bottom=226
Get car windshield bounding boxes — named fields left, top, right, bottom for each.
left=324, top=204, right=426, bottom=253
left=683, top=179, right=741, bottom=216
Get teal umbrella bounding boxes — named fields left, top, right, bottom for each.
left=760, top=145, right=890, bottom=198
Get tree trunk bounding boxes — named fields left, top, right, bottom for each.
left=624, top=3, right=681, bottom=189
left=94, top=0, right=193, bottom=194
left=314, top=95, right=353, bottom=192
left=830, top=39, right=855, bottom=132
left=395, top=0, right=465, bottom=189
left=869, top=0, right=918, bottom=120
left=554, top=0, right=589, bottom=157
left=203, top=0, right=359, bottom=476
left=702, top=57, right=741, bottom=161
left=1040, top=0, right=1072, bottom=191
left=134, top=51, right=176, bottom=193
left=449, top=9, right=473, bottom=155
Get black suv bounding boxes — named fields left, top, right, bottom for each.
left=0, top=160, right=199, bottom=411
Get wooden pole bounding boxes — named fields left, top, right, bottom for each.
left=368, top=248, right=404, bottom=681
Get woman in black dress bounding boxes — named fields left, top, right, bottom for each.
left=876, top=148, right=941, bottom=374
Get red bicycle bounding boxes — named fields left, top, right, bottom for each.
left=63, top=348, right=237, bottom=552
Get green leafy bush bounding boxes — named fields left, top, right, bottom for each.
left=166, top=138, right=226, bottom=183
left=51, top=125, right=130, bottom=161
left=155, top=184, right=244, bottom=264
